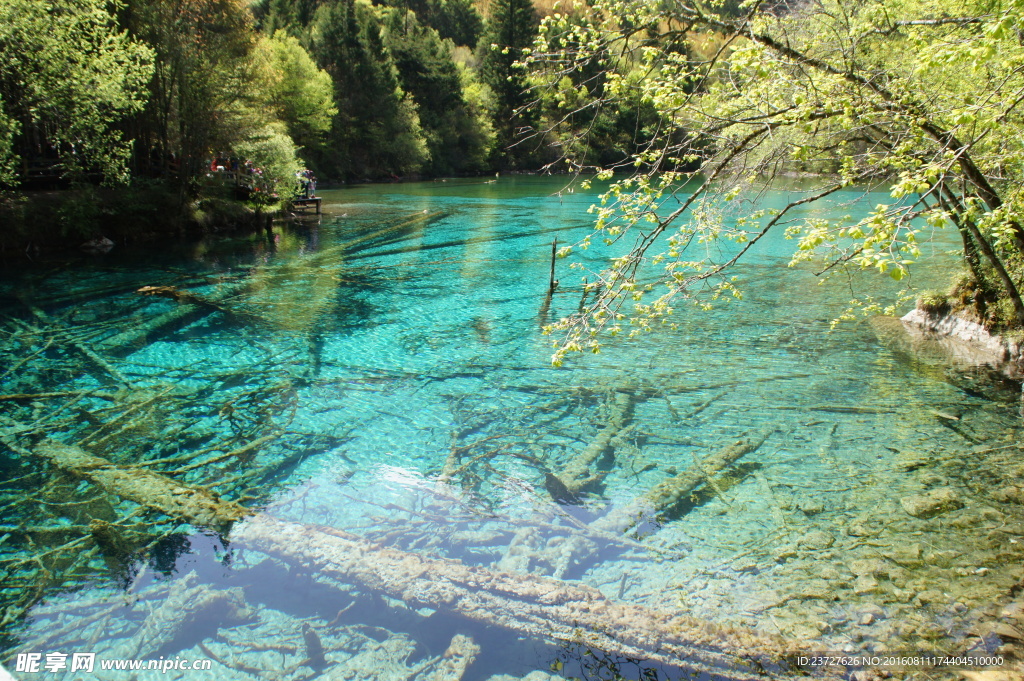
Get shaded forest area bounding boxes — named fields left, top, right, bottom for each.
left=0, top=0, right=676, bottom=247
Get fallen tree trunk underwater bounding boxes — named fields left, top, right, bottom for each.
left=23, top=438, right=817, bottom=679
left=554, top=389, right=636, bottom=496
left=236, top=515, right=809, bottom=680
left=537, top=429, right=773, bottom=580
left=19, top=301, right=132, bottom=388
left=101, top=279, right=250, bottom=357
left=35, top=441, right=249, bottom=533
left=593, top=428, right=774, bottom=535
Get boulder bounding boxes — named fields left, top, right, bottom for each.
left=799, top=531, right=835, bottom=550
left=900, top=487, right=963, bottom=518
left=848, top=558, right=888, bottom=577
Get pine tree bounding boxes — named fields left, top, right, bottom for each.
left=310, top=0, right=427, bottom=178
left=478, top=0, right=537, bottom=168
left=383, top=9, right=490, bottom=175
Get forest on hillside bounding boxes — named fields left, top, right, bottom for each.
left=0, top=0, right=669, bottom=225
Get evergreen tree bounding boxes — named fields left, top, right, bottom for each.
left=425, top=0, right=483, bottom=48
left=383, top=10, right=491, bottom=174
left=259, top=0, right=324, bottom=33
left=478, top=0, right=538, bottom=168
left=310, top=0, right=427, bottom=179
left=379, top=0, right=483, bottom=47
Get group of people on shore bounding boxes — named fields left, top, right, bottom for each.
left=296, top=169, right=317, bottom=199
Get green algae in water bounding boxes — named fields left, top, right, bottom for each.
left=1, top=176, right=1023, bottom=680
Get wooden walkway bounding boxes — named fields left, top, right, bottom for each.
left=291, top=197, right=322, bottom=214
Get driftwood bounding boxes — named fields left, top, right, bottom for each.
left=0, top=391, right=92, bottom=401
left=20, top=302, right=132, bottom=388
left=545, top=422, right=768, bottom=578
left=25, top=439, right=812, bottom=678
left=554, top=390, right=636, bottom=496
left=136, top=285, right=264, bottom=326
left=593, top=428, right=774, bottom=535
left=235, top=515, right=807, bottom=679
left=418, top=634, right=478, bottom=681
left=507, top=373, right=813, bottom=398
left=35, top=442, right=249, bottom=532
left=125, top=570, right=253, bottom=658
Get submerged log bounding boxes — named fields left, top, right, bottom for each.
left=418, top=634, right=479, bottom=681
left=35, top=442, right=249, bottom=532
left=235, top=515, right=807, bottom=679
left=125, top=570, right=253, bottom=659
left=20, top=302, right=132, bottom=388
left=101, top=280, right=249, bottom=357
left=554, top=390, right=636, bottom=496
left=136, top=285, right=263, bottom=326
left=27, top=439, right=811, bottom=678
left=594, top=428, right=774, bottom=535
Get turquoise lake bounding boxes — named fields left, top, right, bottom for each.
left=1, top=176, right=1022, bottom=680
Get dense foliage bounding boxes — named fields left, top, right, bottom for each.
left=530, top=0, right=1024, bottom=363
left=0, top=0, right=521, bottom=216
left=0, top=0, right=153, bottom=185
left=478, top=0, right=539, bottom=167
left=0, top=0, right=682, bottom=226
left=7, top=0, right=1018, bottom=354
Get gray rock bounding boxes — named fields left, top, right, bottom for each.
left=846, top=517, right=882, bottom=537
left=800, top=500, right=825, bottom=516
left=858, top=613, right=875, bottom=626
left=900, top=487, right=963, bottom=518
left=800, top=531, right=835, bottom=550
left=925, top=550, right=960, bottom=568
left=885, top=542, right=924, bottom=567
left=914, top=589, right=946, bottom=605
left=80, top=236, right=115, bottom=254
left=918, top=473, right=948, bottom=486
left=993, top=485, right=1024, bottom=504
left=818, top=565, right=842, bottom=580
left=799, top=580, right=838, bottom=601
left=856, top=604, right=887, bottom=619
left=786, top=624, right=824, bottom=640
left=848, top=558, right=888, bottom=577
left=893, top=451, right=931, bottom=472
left=1001, top=601, right=1024, bottom=622
left=853, top=575, right=880, bottom=595
left=773, top=546, right=799, bottom=562
left=892, top=588, right=916, bottom=603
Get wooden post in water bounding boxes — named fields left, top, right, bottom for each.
left=549, top=238, right=558, bottom=293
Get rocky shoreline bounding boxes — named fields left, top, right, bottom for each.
left=901, top=309, right=1024, bottom=380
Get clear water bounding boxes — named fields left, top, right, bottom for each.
left=1, top=176, right=1022, bottom=680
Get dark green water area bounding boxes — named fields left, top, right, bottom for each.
left=1, top=176, right=1023, bottom=680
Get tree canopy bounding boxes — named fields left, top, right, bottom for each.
left=0, top=0, right=153, bottom=185
left=530, top=0, right=1024, bottom=364
left=262, top=31, right=338, bottom=152
left=480, top=0, right=540, bottom=167
left=0, top=0, right=502, bottom=204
